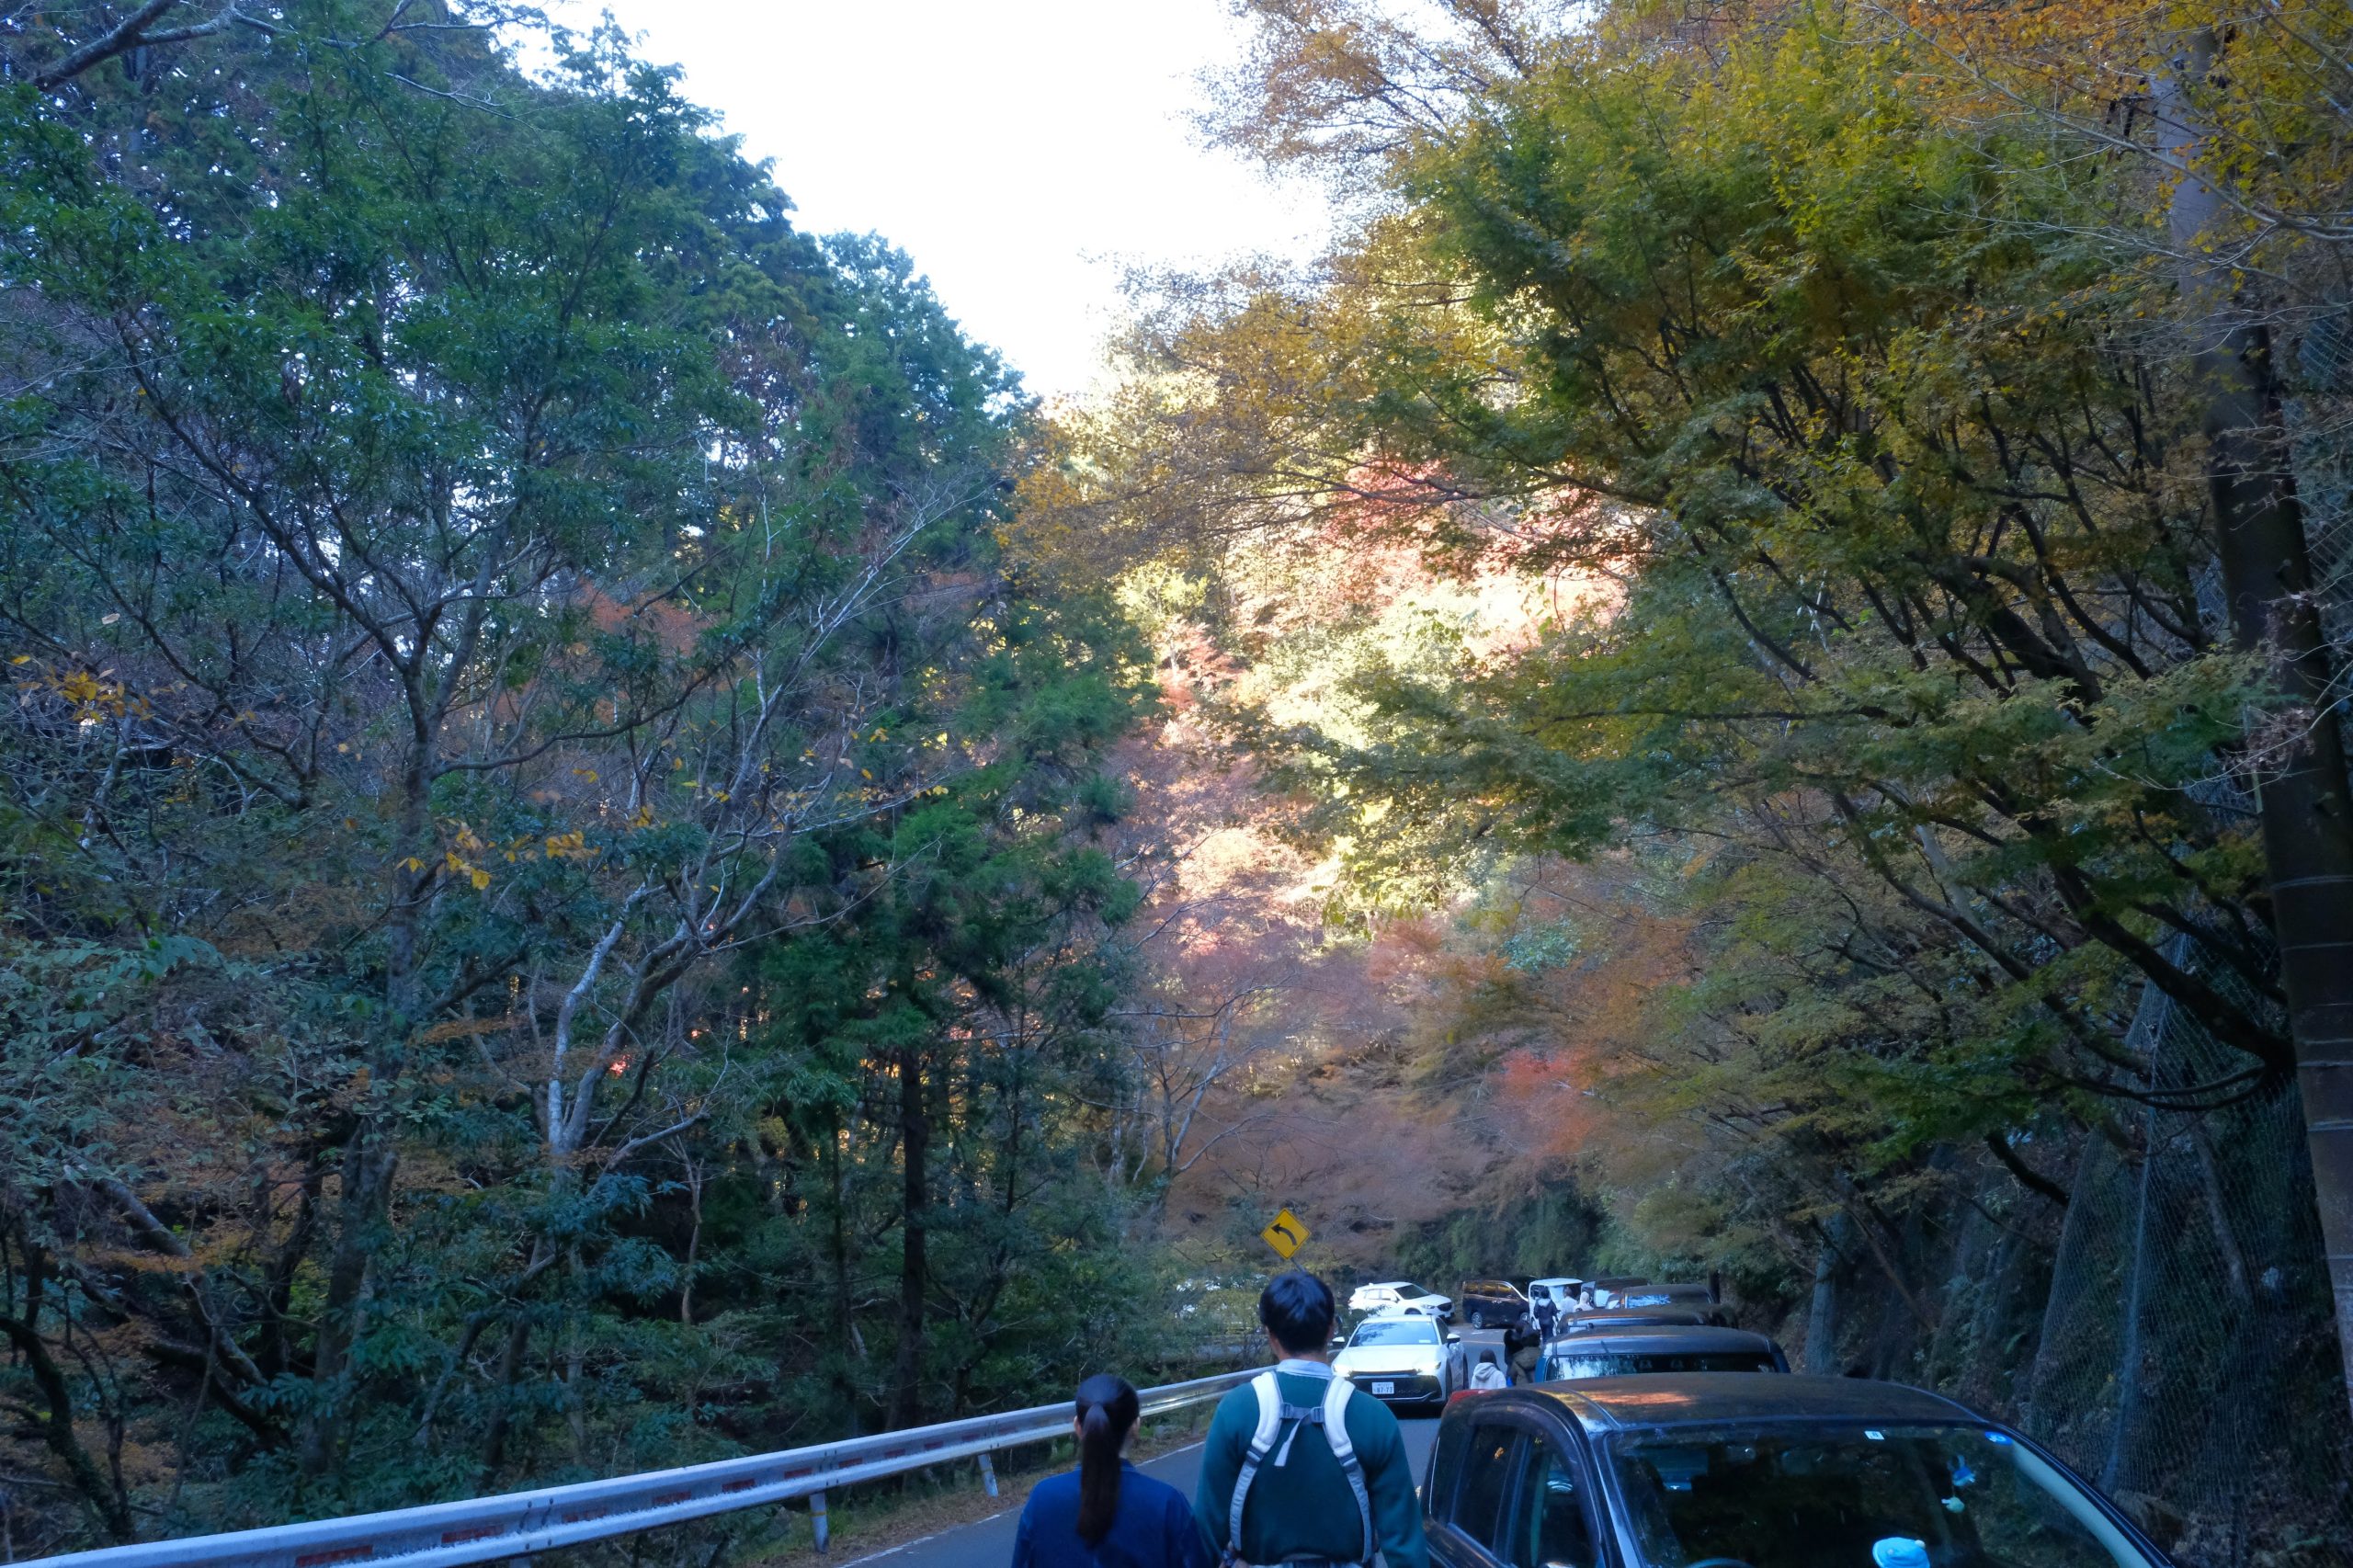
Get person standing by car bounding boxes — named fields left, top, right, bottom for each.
left=1503, top=1317, right=1542, bottom=1384
left=1195, top=1270, right=1429, bottom=1568
left=1013, top=1374, right=1208, bottom=1568
left=1532, top=1292, right=1559, bottom=1340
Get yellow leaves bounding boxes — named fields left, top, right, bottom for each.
left=415, top=1014, right=517, bottom=1044
left=542, top=829, right=593, bottom=861
left=442, top=848, right=492, bottom=891
left=35, top=665, right=145, bottom=725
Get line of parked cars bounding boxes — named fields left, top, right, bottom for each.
left=1341, top=1270, right=2179, bottom=1564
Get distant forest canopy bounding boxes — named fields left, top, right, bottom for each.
left=4, top=1, right=2353, bottom=1565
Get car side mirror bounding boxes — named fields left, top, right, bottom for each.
left=1445, top=1333, right=1462, bottom=1345
left=1330, top=1335, right=1346, bottom=1348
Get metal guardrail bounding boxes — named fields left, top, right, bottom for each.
left=35, top=1368, right=1256, bottom=1568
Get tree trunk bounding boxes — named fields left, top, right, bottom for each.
left=0, top=1313, right=134, bottom=1542
left=298, top=1130, right=397, bottom=1476
left=1804, top=1211, right=1846, bottom=1372
left=825, top=1120, right=858, bottom=1431
left=481, top=1315, right=534, bottom=1477
left=301, top=762, right=432, bottom=1474
left=889, top=1047, right=929, bottom=1429
left=2163, top=28, right=2353, bottom=1420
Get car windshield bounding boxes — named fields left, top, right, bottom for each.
left=1605, top=1424, right=2159, bottom=1568
left=1546, top=1351, right=1776, bottom=1379
left=1350, top=1320, right=1439, bottom=1346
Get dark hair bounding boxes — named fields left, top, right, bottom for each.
left=1074, top=1373, right=1139, bottom=1545
left=1258, top=1269, right=1336, bottom=1354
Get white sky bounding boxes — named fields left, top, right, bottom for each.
left=563, top=1, right=1331, bottom=401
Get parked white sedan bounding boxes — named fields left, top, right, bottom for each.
left=1346, top=1279, right=1453, bottom=1319
left=1334, top=1312, right=1459, bottom=1412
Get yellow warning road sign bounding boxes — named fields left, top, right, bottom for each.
left=1261, top=1207, right=1311, bottom=1261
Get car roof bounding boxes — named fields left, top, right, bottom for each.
left=1556, top=1307, right=1712, bottom=1331
left=1517, top=1373, right=1980, bottom=1434
left=1544, top=1326, right=1777, bottom=1355
left=1529, top=1277, right=1577, bottom=1287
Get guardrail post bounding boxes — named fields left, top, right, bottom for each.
left=811, top=1487, right=829, bottom=1553
left=978, top=1452, right=998, bottom=1498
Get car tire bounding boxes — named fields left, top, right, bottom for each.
left=1471, top=1310, right=1487, bottom=1329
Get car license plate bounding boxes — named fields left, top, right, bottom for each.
left=1372, top=1381, right=1395, bottom=1395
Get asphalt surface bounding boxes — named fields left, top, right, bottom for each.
left=840, top=1414, right=1442, bottom=1568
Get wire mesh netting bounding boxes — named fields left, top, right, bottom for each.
left=2018, top=926, right=2353, bottom=1564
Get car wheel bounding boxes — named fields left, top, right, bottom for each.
left=1471, top=1310, right=1487, bottom=1329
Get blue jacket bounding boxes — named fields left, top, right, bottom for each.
left=1012, top=1460, right=1211, bottom=1568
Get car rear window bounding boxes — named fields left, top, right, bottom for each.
left=1544, top=1350, right=1778, bottom=1379
left=1604, top=1424, right=2160, bottom=1567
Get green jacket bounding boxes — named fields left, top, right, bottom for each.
left=1193, top=1366, right=1430, bottom=1567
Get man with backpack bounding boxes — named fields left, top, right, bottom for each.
left=1194, top=1270, right=1429, bottom=1568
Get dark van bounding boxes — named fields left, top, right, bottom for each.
left=1457, top=1278, right=1531, bottom=1330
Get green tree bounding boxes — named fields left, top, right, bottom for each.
left=0, top=5, right=1170, bottom=1547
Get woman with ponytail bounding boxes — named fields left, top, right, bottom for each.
left=1010, top=1374, right=1209, bottom=1567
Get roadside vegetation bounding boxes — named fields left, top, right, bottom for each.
left=0, top=5, right=1196, bottom=1552
left=3, top=2, right=2350, bottom=1565
left=1023, top=1, right=2353, bottom=1561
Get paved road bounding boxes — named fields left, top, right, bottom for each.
left=843, top=1415, right=1441, bottom=1568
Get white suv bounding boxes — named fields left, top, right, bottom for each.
left=1347, top=1280, right=1453, bottom=1319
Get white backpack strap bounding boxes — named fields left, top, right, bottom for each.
left=1226, top=1371, right=1285, bottom=1554
left=1319, top=1375, right=1376, bottom=1564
